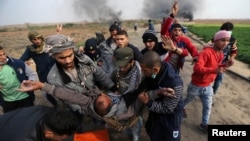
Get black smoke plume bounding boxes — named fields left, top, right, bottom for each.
left=142, top=0, right=203, bottom=21
left=72, top=0, right=122, bottom=22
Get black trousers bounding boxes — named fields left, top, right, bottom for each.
left=3, top=96, right=34, bottom=113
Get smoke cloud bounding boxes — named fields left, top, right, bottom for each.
left=142, top=0, right=203, bottom=21
left=72, top=0, right=122, bottom=22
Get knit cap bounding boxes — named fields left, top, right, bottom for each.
left=45, top=34, right=75, bottom=54
left=142, top=29, right=158, bottom=43
left=213, top=30, right=231, bottom=41
left=85, top=38, right=98, bottom=52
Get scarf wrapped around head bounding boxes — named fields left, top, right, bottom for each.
left=28, top=31, right=44, bottom=41
left=45, top=34, right=76, bottom=54
left=27, top=42, right=45, bottom=54
left=27, top=31, right=45, bottom=54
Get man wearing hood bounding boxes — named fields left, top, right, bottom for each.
left=141, top=29, right=168, bottom=60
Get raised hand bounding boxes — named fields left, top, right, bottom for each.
left=171, top=1, right=179, bottom=17
left=161, top=35, right=176, bottom=51
left=56, top=24, right=63, bottom=33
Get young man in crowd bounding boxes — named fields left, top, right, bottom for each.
left=45, top=34, right=117, bottom=132
left=212, top=22, right=238, bottom=96
left=20, top=47, right=144, bottom=141
left=115, top=30, right=142, bottom=61
left=83, top=38, right=101, bottom=64
left=183, top=30, right=233, bottom=132
left=0, top=46, right=37, bottom=113
left=123, top=51, right=184, bottom=141
left=110, top=47, right=144, bottom=141
left=161, top=1, right=199, bottom=72
left=141, top=29, right=168, bottom=60
left=20, top=31, right=57, bottom=106
left=97, top=24, right=120, bottom=77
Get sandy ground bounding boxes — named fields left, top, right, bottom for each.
left=0, top=22, right=250, bottom=141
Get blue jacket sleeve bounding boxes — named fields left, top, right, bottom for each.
left=20, top=48, right=31, bottom=61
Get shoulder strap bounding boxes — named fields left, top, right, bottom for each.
left=103, top=106, right=145, bottom=132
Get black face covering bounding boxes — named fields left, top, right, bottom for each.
left=85, top=51, right=100, bottom=62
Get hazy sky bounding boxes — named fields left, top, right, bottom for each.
left=0, top=0, right=249, bottom=26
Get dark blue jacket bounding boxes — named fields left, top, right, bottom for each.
left=1, top=57, right=30, bottom=105
left=144, top=62, right=183, bottom=114
left=123, top=62, right=184, bottom=141
left=123, top=62, right=183, bottom=109
left=7, top=57, right=29, bottom=82
left=20, top=47, right=55, bottom=82
left=6, top=57, right=35, bottom=99
left=127, top=43, right=142, bottom=61
left=0, top=106, right=73, bottom=141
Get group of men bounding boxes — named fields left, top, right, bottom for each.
left=0, top=1, right=238, bottom=141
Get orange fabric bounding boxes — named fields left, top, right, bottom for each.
left=74, top=129, right=110, bottom=141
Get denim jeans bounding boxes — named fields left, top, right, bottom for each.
left=212, top=73, right=224, bottom=94
left=184, top=83, right=213, bottom=125
left=125, top=116, right=143, bottom=141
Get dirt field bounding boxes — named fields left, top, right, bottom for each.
left=0, top=20, right=250, bottom=141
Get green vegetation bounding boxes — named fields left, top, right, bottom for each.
left=185, top=24, right=250, bottom=64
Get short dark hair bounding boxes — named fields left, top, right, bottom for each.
left=109, top=24, right=120, bottom=32
left=220, top=22, right=234, bottom=31
left=139, top=51, right=161, bottom=68
left=44, top=109, right=77, bottom=135
left=170, top=23, right=182, bottom=31
left=116, top=30, right=128, bottom=37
